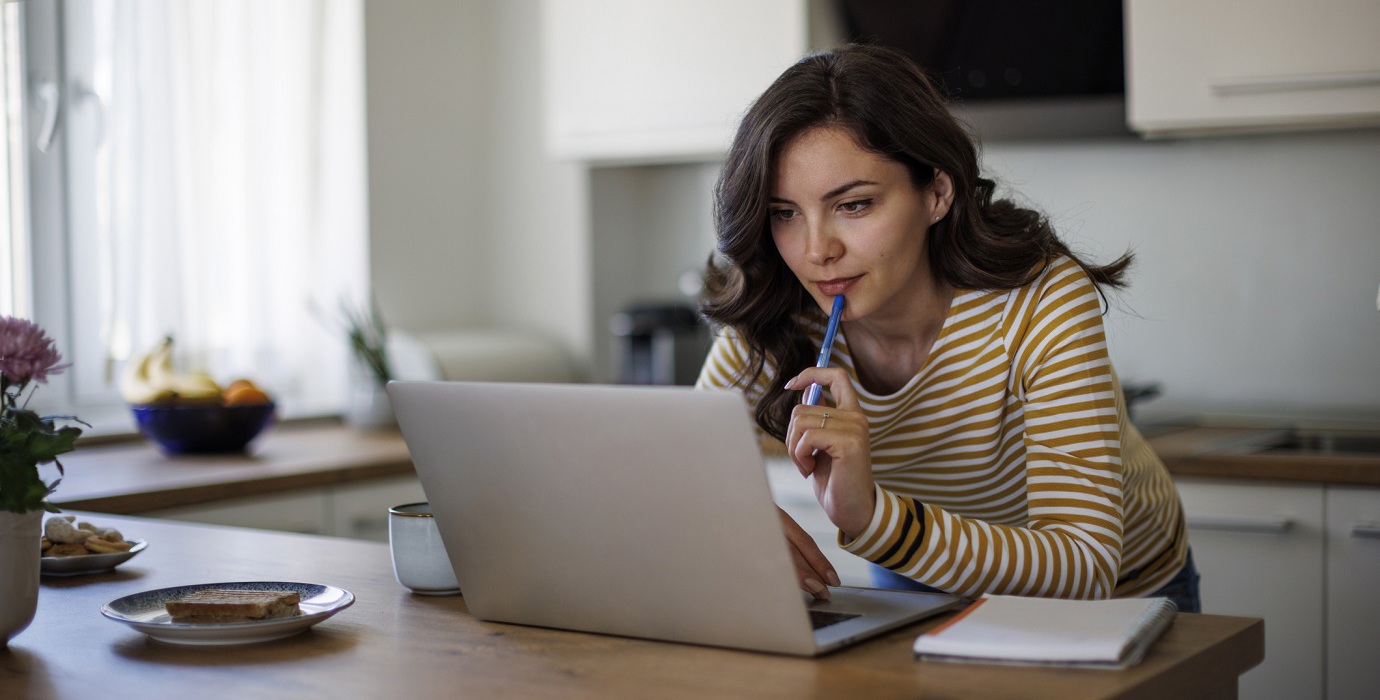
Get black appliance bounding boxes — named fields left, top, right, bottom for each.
left=609, top=303, right=709, bottom=386
left=836, top=0, right=1125, bottom=103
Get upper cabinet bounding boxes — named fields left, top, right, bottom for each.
left=1126, top=0, right=1380, bottom=137
left=541, top=0, right=809, bottom=163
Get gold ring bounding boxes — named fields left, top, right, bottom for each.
left=820, top=413, right=830, bottom=429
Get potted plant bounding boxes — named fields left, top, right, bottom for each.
left=0, top=316, right=83, bottom=645
left=320, top=299, right=395, bottom=430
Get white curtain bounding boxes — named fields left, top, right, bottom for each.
left=81, top=0, right=366, bottom=412
left=0, top=3, right=23, bottom=316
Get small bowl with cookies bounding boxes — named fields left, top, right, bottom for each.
left=40, top=515, right=146, bottom=577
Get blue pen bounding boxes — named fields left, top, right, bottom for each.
left=804, top=295, right=846, bottom=406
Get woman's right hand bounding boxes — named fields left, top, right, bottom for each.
left=778, top=506, right=841, bottom=600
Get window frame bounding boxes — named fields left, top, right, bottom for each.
left=21, top=0, right=85, bottom=420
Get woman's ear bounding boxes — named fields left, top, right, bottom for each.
left=930, top=170, right=955, bottom=222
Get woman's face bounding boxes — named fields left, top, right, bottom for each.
left=768, top=126, right=951, bottom=324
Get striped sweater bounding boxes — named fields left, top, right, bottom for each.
left=696, top=256, right=1187, bottom=599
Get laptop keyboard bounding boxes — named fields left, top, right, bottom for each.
left=808, top=609, right=861, bottom=630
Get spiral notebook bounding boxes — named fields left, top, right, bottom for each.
left=912, top=595, right=1178, bottom=669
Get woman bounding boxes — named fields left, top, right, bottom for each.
left=695, top=44, right=1199, bottom=612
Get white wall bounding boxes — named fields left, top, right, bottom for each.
left=364, top=0, right=493, bottom=330
left=364, top=0, right=591, bottom=373
left=981, top=130, right=1380, bottom=421
left=487, top=0, right=591, bottom=367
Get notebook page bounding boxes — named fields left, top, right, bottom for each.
left=913, top=595, right=1177, bottom=668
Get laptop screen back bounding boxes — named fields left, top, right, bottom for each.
left=389, top=381, right=818, bottom=655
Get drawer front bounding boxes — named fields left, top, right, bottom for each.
left=1176, top=477, right=1325, bottom=700
left=1325, top=486, right=1380, bottom=700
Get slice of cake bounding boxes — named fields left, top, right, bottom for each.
left=165, top=589, right=301, bottom=623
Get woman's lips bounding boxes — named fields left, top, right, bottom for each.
left=816, top=276, right=860, bottom=297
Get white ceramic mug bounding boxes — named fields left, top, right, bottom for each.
left=388, top=502, right=461, bottom=595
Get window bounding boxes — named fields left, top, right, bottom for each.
left=13, top=0, right=368, bottom=431
left=1, top=1, right=28, bottom=317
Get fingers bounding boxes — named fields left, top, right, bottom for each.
left=788, top=544, right=831, bottom=600
left=782, top=367, right=859, bottom=477
left=783, top=401, right=877, bottom=538
left=786, top=405, right=862, bottom=474
left=784, top=367, right=860, bottom=411
left=778, top=507, right=840, bottom=600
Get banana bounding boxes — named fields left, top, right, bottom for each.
left=170, top=371, right=223, bottom=401
left=144, top=337, right=176, bottom=392
left=120, top=336, right=223, bottom=404
left=121, top=337, right=177, bottom=404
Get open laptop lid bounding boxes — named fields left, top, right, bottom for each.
left=389, top=381, right=821, bottom=655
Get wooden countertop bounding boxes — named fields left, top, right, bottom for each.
left=3, top=514, right=1264, bottom=700
left=1147, top=426, right=1380, bottom=486
left=53, top=423, right=415, bottom=513
left=48, top=422, right=1378, bottom=521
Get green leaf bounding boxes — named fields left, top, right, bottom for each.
left=0, top=406, right=83, bottom=512
left=24, top=425, right=81, bottom=463
left=0, top=453, right=44, bottom=512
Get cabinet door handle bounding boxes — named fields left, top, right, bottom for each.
left=1187, top=515, right=1293, bottom=535
left=34, top=81, right=61, bottom=152
left=1351, top=523, right=1380, bottom=539
left=1211, top=71, right=1380, bottom=97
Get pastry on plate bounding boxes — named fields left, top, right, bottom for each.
left=165, top=589, right=302, bottom=623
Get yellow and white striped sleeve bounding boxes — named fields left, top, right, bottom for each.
left=694, top=329, right=753, bottom=392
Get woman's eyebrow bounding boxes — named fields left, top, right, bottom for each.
left=769, top=179, right=880, bottom=206
left=822, top=179, right=879, bottom=200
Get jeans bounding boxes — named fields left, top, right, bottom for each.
left=869, top=547, right=1202, bottom=613
left=1149, top=548, right=1202, bottom=613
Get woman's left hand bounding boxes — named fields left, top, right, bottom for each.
left=783, top=367, right=876, bottom=539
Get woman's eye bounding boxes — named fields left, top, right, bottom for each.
left=770, top=209, right=797, bottom=222
left=839, top=199, right=872, bottom=214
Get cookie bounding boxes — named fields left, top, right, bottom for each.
left=44, top=517, right=92, bottom=544
left=84, top=536, right=133, bottom=554
left=48, top=543, right=89, bottom=557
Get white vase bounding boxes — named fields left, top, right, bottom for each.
left=0, top=510, right=42, bottom=647
left=345, top=380, right=396, bottom=430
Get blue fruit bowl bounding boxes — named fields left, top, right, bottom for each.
left=130, top=402, right=277, bottom=454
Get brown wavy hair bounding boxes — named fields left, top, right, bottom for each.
left=701, top=43, right=1132, bottom=441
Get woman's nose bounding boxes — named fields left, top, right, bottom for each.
left=803, top=223, right=842, bottom=266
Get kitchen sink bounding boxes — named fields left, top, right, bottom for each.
left=1200, top=429, right=1380, bottom=456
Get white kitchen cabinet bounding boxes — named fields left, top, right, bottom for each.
left=541, top=0, right=807, bottom=163
left=1324, top=486, right=1380, bottom=700
left=147, top=476, right=428, bottom=541
left=1126, top=0, right=1380, bottom=137
left=329, top=476, right=429, bottom=543
left=150, top=490, right=332, bottom=536
left=1175, top=477, right=1326, bottom=700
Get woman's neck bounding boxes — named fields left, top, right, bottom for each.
left=843, top=280, right=955, bottom=395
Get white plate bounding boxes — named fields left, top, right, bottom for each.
left=101, top=581, right=355, bottom=645
left=41, top=540, right=148, bottom=577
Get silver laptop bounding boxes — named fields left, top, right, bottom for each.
left=388, top=380, right=964, bottom=656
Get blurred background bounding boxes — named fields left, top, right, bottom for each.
left=4, top=0, right=1379, bottom=431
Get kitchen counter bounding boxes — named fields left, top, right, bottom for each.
left=3, top=513, right=1264, bottom=699
left=49, top=422, right=1379, bottom=521
left=53, top=423, right=415, bottom=514
left=1145, top=426, right=1380, bottom=486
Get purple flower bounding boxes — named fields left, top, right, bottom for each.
left=0, top=315, right=69, bottom=385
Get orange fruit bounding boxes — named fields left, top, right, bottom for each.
left=224, top=379, right=256, bottom=393
left=223, top=380, right=271, bottom=406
